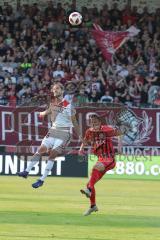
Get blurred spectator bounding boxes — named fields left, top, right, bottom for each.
left=100, top=90, right=113, bottom=103
left=115, top=81, right=127, bottom=103
left=88, top=89, right=101, bottom=102
left=0, top=2, right=158, bottom=108
left=74, top=88, right=89, bottom=106
left=8, top=91, right=16, bottom=107
left=148, top=85, right=160, bottom=104
left=64, top=82, right=77, bottom=102
left=125, top=94, right=133, bottom=107
left=154, top=89, right=160, bottom=106
left=0, top=89, right=7, bottom=105
left=53, top=65, right=64, bottom=78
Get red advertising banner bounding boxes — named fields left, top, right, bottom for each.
left=0, top=106, right=160, bottom=151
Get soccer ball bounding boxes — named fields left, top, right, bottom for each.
left=69, top=12, right=82, bottom=26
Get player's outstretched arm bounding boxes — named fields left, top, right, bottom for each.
left=106, top=124, right=131, bottom=137
left=78, top=139, right=88, bottom=155
left=71, top=115, right=83, bottom=142
left=78, top=128, right=90, bottom=155
left=39, top=107, right=51, bottom=118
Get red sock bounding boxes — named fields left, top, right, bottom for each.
left=87, top=169, right=106, bottom=206
left=87, top=183, right=96, bottom=206
left=86, top=162, right=116, bottom=207
left=90, top=187, right=96, bottom=206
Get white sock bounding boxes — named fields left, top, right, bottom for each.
left=26, top=154, right=41, bottom=172
left=40, top=160, right=54, bottom=181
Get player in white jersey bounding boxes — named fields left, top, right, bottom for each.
left=17, top=83, right=82, bottom=188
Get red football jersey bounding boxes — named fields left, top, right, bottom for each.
left=84, top=125, right=119, bottom=159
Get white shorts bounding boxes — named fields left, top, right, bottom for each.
left=41, top=132, right=71, bottom=153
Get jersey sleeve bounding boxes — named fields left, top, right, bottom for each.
left=84, top=129, right=91, bottom=142
left=66, top=104, right=76, bottom=116
left=102, top=125, right=120, bottom=137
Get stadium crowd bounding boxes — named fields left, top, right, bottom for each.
left=0, top=1, right=160, bottom=107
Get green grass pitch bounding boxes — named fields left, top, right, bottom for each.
left=0, top=176, right=160, bottom=240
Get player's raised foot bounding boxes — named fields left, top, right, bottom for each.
left=17, top=170, right=28, bottom=179
left=32, top=179, right=44, bottom=189
left=83, top=205, right=99, bottom=216
left=80, top=188, right=91, bottom=198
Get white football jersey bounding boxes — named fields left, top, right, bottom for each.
left=48, top=99, right=75, bottom=128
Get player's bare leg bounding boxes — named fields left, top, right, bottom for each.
left=32, top=148, right=59, bottom=188
left=17, top=145, right=48, bottom=179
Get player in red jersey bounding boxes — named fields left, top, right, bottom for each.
left=79, top=113, right=125, bottom=216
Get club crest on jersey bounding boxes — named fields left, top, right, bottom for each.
left=51, top=100, right=70, bottom=113
left=109, top=109, right=153, bottom=145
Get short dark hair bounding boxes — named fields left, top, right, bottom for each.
left=89, top=113, right=101, bottom=120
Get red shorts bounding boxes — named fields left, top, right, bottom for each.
left=98, top=156, right=116, bottom=171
